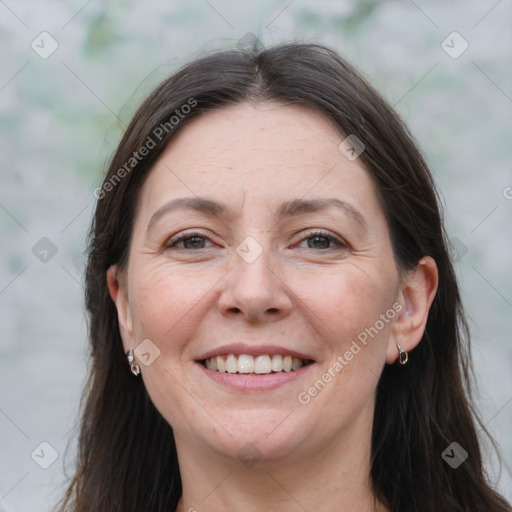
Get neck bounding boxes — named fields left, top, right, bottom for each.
left=174, top=411, right=388, bottom=512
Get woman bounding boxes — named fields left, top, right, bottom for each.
left=59, top=42, right=512, bottom=511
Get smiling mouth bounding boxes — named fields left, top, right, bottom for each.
left=201, top=353, right=313, bottom=375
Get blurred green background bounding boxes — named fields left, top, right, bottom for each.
left=1, top=0, right=511, bottom=510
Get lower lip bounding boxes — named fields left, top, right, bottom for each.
left=196, top=362, right=314, bottom=391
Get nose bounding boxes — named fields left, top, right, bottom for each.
left=218, top=241, right=293, bottom=323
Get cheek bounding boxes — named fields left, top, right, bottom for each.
left=306, top=265, right=398, bottom=408
left=127, top=264, right=215, bottom=424
left=128, top=262, right=218, bottom=352
left=304, top=264, right=397, bottom=341
left=130, top=267, right=192, bottom=342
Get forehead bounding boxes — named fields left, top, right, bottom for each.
left=158, top=102, right=342, bottom=171
left=137, top=102, right=380, bottom=222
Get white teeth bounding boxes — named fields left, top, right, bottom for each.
left=254, top=355, right=272, bottom=374
left=203, top=353, right=308, bottom=374
left=271, top=354, right=283, bottom=372
left=226, top=354, right=238, bottom=374
left=291, top=357, right=302, bottom=371
left=238, top=354, right=254, bottom=373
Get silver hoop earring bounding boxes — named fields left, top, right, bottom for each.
left=126, top=349, right=141, bottom=376
left=396, top=344, right=409, bottom=365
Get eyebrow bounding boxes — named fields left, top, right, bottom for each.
left=147, top=196, right=368, bottom=231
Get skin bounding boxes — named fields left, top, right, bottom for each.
left=107, top=102, right=438, bottom=512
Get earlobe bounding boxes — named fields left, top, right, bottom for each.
left=106, top=265, right=134, bottom=349
left=386, top=256, right=438, bottom=364
left=106, top=265, right=119, bottom=302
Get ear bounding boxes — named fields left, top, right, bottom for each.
left=386, top=256, right=439, bottom=364
left=106, top=265, right=134, bottom=352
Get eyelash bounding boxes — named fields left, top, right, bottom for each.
left=165, top=229, right=348, bottom=251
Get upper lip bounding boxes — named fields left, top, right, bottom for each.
left=196, top=344, right=315, bottom=361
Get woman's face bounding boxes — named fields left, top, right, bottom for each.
left=111, top=102, right=406, bottom=465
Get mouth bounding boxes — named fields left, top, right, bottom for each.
left=201, top=353, right=314, bottom=375
left=196, top=345, right=316, bottom=391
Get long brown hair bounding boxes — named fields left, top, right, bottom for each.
left=59, top=42, right=512, bottom=512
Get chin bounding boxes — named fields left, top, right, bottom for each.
left=191, top=408, right=318, bottom=464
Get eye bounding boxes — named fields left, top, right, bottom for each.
left=163, top=229, right=348, bottom=252
left=297, top=230, right=348, bottom=251
left=164, top=231, right=214, bottom=250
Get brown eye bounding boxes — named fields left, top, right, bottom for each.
left=165, top=232, right=213, bottom=250
left=307, top=235, right=332, bottom=250
left=298, top=230, right=347, bottom=251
